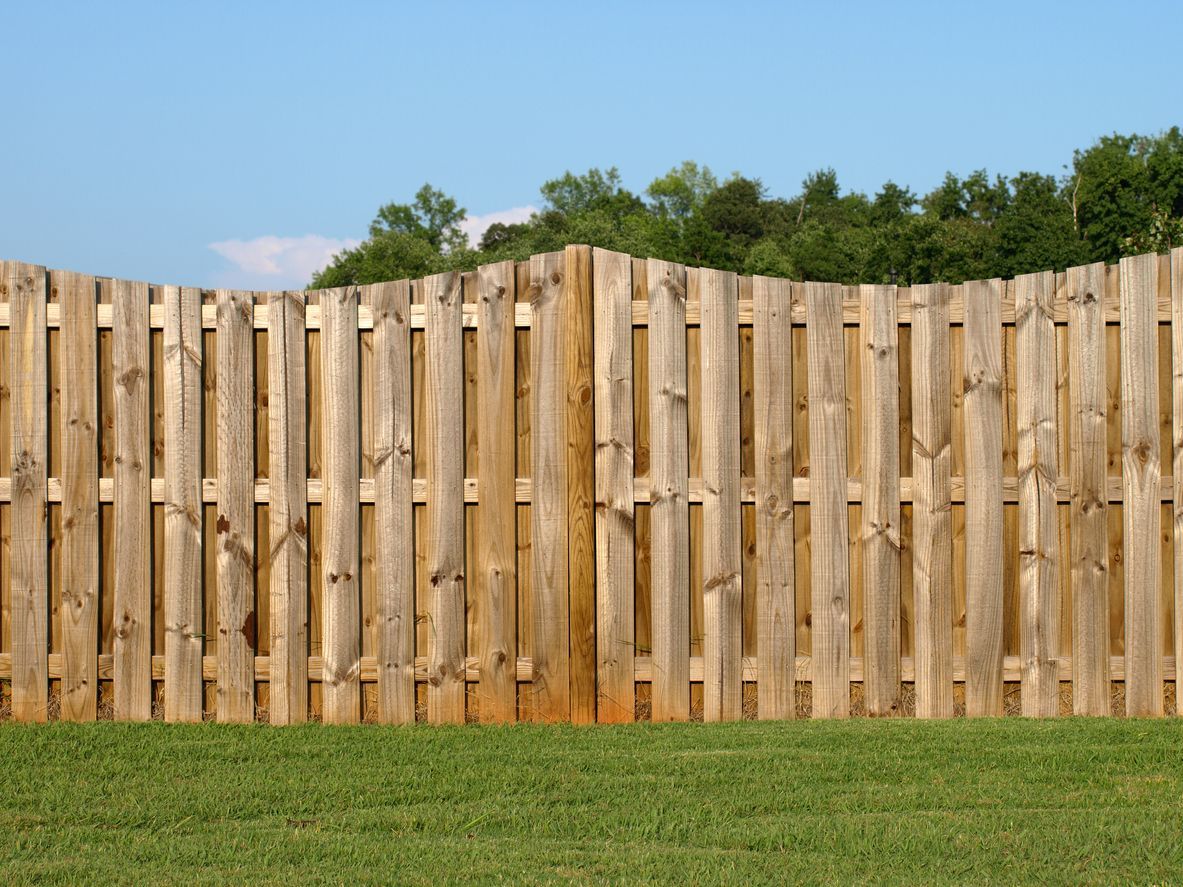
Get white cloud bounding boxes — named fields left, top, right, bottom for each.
left=209, top=234, right=361, bottom=288
left=459, top=205, right=537, bottom=248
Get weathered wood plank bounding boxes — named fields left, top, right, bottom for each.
left=1014, top=271, right=1060, bottom=717
left=647, top=258, right=690, bottom=722
left=1173, top=247, right=1183, bottom=717
left=475, top=263, right=517, bottom=723
left=1120, top=253, right=1163, bottom=716
left=162, top=285, right=203, bottom=722
left=1066, top=263, right=1110, bottom=716
left=529, top=253, right=570, bottom=722
left=425, top=272, right=466, bottom=723
left=753, top=277, right=794, bottom=719
left=215, top=289, right=255, bottom=722
left=805, top=281, right=850, bottom=718
left=592, top=249, right=635, bottom=723
left=963, top=278, right=1005, bottom=717
left=565, top=245, right=596, bottom=724
left=912, top=282, right=953, bottom=719
left=111, top=278, right=152, bottom=720
left=860, top=283, right=901, bottom=715
left=268, top=291, right=308, bottom=724
left=56, top=270, right=99, bottom=721
left=371, top=280, right=415, bottom=724
left=700, top=267, right=742, bottom=721
left=320, top=285, right=361, bottom=723
left=7, top=262, right=47, bottom=721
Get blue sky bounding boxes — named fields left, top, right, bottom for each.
left=2, top=1, right=1180, bottom=289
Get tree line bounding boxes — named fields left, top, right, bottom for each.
left=311, top=128, right=1183, bottom=289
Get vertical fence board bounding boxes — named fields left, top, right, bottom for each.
left=700, top=268, right=742, bottom=721
left=753, top=277, right=794, bottom=719
left=963, top=278, right=1004, bottom=717
left=648, top=259, right=690, bottom=722
left=564, top=245, right=596, bottom=724
left=371, top=280, right=415, bottom=724
left=8, top=262, right=47, bottom=721
left=112, top=279, right=151, bottom=720
left=268, top=291, right=308, bottom=724
left=215, top=290, right=255, bottom=722
left=162, top=285, right=203, bottom=722
left=1067, top=263, right=1110, bottom=716
left=475, top=263, right=517, bottom=723
left=320, top=286, right=361, bottom=723
left=859, top=284, right=901, bottom=715
left=57, top=270, right=98, bottom=721
left=529, top=253, right=570, bottom=722
left=1173, top=247, right=1183, bottom=713
left=424, top=272, right=466, bottom=723
left=592, top=249, right=635, bottom=723
left=1120, top=254, right=1163, bottom=716
left=1015, top=271, right=1060, bottom=718
left=805, top=281, right=850, bottom=718
left=912, top=282, right=953, bottom=719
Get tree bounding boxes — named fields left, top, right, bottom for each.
left=370, top=184, right=468, bottom=253
left=995, top=172, right=1081, bottom=276
left=646, top=161, right=718, bottom=220
left=308, top=129, right=1183, bottom=290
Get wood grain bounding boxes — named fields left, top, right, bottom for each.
left=1015, top=271, right=1060, bottom=717
left=753, top=277, right=794, bottom=719
left=424, top=272, right=466, bottom=723
left=476, top=263, right=517, bottom=723
left=592, top=249, right=635, bottom=722
left=162, top=285, right=203, bottom=722
left=111, top=278, right=152, bottom=720
left=700, top=267, right=742, bottom=721
left=963, top=278, right=1004, bottom=716
left=911, top=283, right=953, bottom=719
left=805, top=281, right=850, bottom=718
left=1066, top=263, right=1110, bottom=716
left=529, top=253, right=571, bottom=722
left=564, top=245, right=596, bottom=723
left=56, top=270, right=98, bottom=720
left=647, top=258, right=690, bottom=722
left=1173, top=247, right=1183, bottom=717
left=7, top=262, right=47, bottom=721
left=268, top=291, right=308, bottom=724
left=371, top=279, right=415, bottom=724
left=1120, top=254, right=1163, bottom=716
left=215, top=289, right=255, bottom=722
left=860, top=284, right=901, bottom=715
left=320, top=286, right=361, bottom=723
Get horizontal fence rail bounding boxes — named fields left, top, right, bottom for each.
left=0, top=246, right=1181, bottom=723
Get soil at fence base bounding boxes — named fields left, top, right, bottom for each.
left=2, top=679, right=1177, bottom=722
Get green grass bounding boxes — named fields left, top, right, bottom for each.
left=1, top=719, right=1181, bottom=885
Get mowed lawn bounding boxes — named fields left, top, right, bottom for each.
left=2, top=718, right=1182, bottom=885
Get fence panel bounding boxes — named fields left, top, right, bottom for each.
left=0, top=247, right=1181, bottom=723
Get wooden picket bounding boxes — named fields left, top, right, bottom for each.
left=0, top=246, right=1181, bottom=723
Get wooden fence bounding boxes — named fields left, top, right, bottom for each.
left=0, top=246, right=1181, bottom=723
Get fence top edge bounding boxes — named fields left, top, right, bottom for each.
left=2, top=245, right=1180, bottom=302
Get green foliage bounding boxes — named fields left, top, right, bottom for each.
left=311, top=129, right=1183, bottom=288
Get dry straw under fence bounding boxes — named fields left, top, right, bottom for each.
left=0, top=246, right=1181, bottom=724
